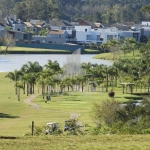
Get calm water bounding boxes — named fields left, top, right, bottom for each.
left=0, top=54, right=113, bottom=72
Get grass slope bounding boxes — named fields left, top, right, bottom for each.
left=1, top=135, right=150, bottom=150
left=0, top=72, right=144, bottom=136
left=94, top=51, right=141, bottom=60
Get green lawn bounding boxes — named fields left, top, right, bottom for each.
left=0, top=135, right=150, bottom=150
left=0, top=72, right=145, bottom=136
left=94, top=50, right=141, bottom=60
left=0, top=46, right=70, bottom=52
left=0, top=72, right=150, bottom=149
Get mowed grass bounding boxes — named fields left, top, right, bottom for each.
left=94, top=50, right=141, bottom=60
left=1, top=135, right=150, bottom=150
left=0, top=72, right=143, bottom=136
left=0, top=46, right=70, bottom=52
left=1, top=72, right=150, bottom=150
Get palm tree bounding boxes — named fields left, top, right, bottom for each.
left=21, top=61, right=43, bottom=94
left=5, top=70, right=22, bottom=94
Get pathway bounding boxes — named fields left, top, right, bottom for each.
left=23, top=94, right=81, bottom=119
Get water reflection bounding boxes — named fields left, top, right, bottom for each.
left=0, top=54, right=113, bottom=72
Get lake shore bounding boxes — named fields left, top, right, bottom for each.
left=1, top=46, right=100, bottom=55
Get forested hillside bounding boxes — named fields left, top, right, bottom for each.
left=0, top=0, right=150, bottom=24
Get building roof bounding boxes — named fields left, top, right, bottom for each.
left=35, top=20, right=45, bottom=25
left=123, top=22, right=135, bottom=26
left=30, top=19, right=40, bottom=24
left=49, top=19, right=73, bottom=27
left=24, top=22, right=33, bottom=27
left=36, top=25, right=42, bottom=28
left=49, top=30, right=65, bottom=35
left=79, top=20, right=97, bottom=28
left=94, top=22, right=104, bottom=28
left=7, top=30, right=31, bottom=34
left=110, top=23, right=130, bottom=31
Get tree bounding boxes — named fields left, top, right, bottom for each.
left=21, top=61, right=43, bottom=94
left=91, top=99, right=120, bottom=128
left=5, top=70, right=22, bottom=94
left=13, top=0, right=61, bottom=21
left=141, top=5, right=150, bottom=13
left=3, top=33, right=15, bottom=53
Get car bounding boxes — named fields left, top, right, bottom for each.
left=64, top=119, right=75, bottom=132
left=45, top=122, right=59, bottom=134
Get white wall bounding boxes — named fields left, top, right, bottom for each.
left=75, top=26, right=119, bottom=44
left=13, top=24, right=25, bottom=32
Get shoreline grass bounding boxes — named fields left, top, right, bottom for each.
left=94, top=51, right=141, bottom=60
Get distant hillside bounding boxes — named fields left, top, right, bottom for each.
left=0, top=0, right=150, bottom=24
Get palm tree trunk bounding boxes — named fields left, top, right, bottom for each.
left=15, top=80, right=17, bottom=95
left=27, top=84, right=29, bottom=96
left=23, top=82, right=25, bottom=94
left=106, top=74, right=108, bottom=92
left=33, top=83, right=35, bottom=94
left=82, top=81, right=84, bottom=92
left=42, top=86, right=45, bottom=99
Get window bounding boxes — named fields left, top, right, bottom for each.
left=18, top=28, right=20, bottom=31
left=133, top=33, right=138, bottom=41
left=97, top=35, right=100, bottom=40
left=86, top=35, right=91, bottom=40
left=100, top=38, right=103, bottom=41
left=24, top=34, right=27, bottom=40
left=107, top=35, right=113, bottom=40
left=85, top=29, right=87, bottom=32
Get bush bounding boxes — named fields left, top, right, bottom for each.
left=91, top=98, right=150, bottom=134
left=108, top=91, right=115, bottom=97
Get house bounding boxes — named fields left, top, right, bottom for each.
left=0, top=22, right=6, bottom=31
left=7, top=30, right=32, bottom=41
left=94, top=22, right=104, bottom=28
left=32, top=30, right=68, bottom=44
left=74, top=26, right=119, bottom=44
left=78, top=20, right=97, bottom=29
left=4, top=14, right=26, bottom=32
left=24, top=22, right=38, bottom=32
left=110, top=23, right=130, bottom=31
left=141, top=21, right=150, bottom=27
left=118, top=30, right=141, bottom=42
left=48, top=19, right=74, bottom=30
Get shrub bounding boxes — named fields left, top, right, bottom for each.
left=108, top=91, right=115, bottom=97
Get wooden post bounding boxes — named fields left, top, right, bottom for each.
left=31, top=121, right=34, bottom=136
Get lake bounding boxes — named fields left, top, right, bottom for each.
left=0, top=54, right=113, bottom=72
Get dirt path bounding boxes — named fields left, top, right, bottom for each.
left=24, top=94, right=41, bottom=110
left=24, top=94, right=81, bottom=120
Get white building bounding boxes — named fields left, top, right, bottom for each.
left=74, top=26, right=118, bottom=44
left=74, top=26, right=141, bottom=44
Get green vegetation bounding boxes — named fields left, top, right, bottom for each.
left=0, top=46, right=70, bottom=53
left=1, top=135, right=150, bottom=150
left=94, top=51, right=141, bottom=60
left=94, top=38, right=144, bottom=60
left=1, top=0, right=150, bottom=24
left=0, top=72, right=141, bottom=136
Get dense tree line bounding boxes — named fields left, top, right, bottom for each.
left=0, top=0, right=150, bottom=24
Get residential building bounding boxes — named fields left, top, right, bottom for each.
left=4, top=14, right=25, bottom=32
left=79, top=20, right=97, bottom=29
left=8, top=30, right=32, bottom=41
left=48, top=19, right=74, bottom=30
left=74, top=26, right=118, bottom=44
